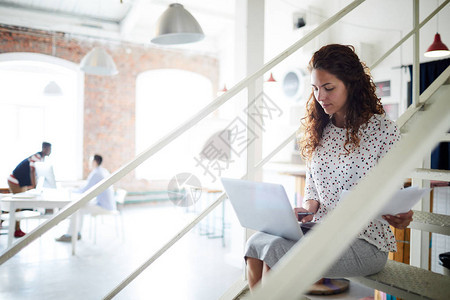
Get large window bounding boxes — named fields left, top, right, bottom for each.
left=0, top=53, right=83, bottom=183
left=135, top=69, right=213, bottom=180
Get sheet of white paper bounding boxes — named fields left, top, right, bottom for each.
left=340, top=187, right=431, bottom=224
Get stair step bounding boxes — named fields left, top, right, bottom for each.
left=222, top=279, right=309, bottom=300
left=233, top=287, right=250, bottom=300
left=411, top=168, right=450, bottom=182
left=441, top=133, right=450, bottom=143
left=400, top=110, right=424, bottom=134
left=410, top=210, right=450, bottom=236
left=227, top=260, right=450, bottom=299
left=350, top=260, right=450, bottom=300
left=232, top=287, right=310, bottom=300
left=220, top=279, right=249, bottom=300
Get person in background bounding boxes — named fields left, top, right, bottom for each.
left=244, top=44, right=414, bottom=290
left=6, top=142, right=52, bottom=237
left=56, top=154, right=116, bottom=242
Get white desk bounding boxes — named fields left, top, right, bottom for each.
left=1, top=189, right=78, bottom=254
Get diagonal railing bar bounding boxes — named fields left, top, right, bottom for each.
left=104, top=130, right=300, bottom=299
left=258, top=68, right=450, bottom=173
left=255, top=66, right=450, bottom=181
left=419, top=65, right=450, bottom=103
left=254, top=132, right=298, bottom=170
left=2, top=0, right=444, bottom=298
left=245, top=0, right=364, bottom=81
left=254, top=12, right=450, bottom=177
left=120, top=2, right=450, bottom=298
left=246, top=85, right=450, bottom=300
left=103, top=192, right=228, bottom=300
left=397, top=66, right=450, bottom=129
left=224, top=67, right=450, bottom=298
left=258, top=69, right=450, bottom=171
left=0, top=0, right=365, bottom=265
left=370, top=0, right=449, bottom=70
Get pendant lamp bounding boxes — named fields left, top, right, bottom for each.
left=424, top=5, right=450, bottom=58
left=43, top=81, right=63, bottom=96
left=266, top=73, right=277, bottom=82
left=80, top=47, right=118, bottom=76
left=151, top=3, right=204, bottom=45
left=217, top=84, right=228, bottom=96
left=424, top=33, right=450, bottom=58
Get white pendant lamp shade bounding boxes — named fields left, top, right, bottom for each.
left=151, top=3, right=204, bottom=45
left=80, top=47, right=118, bottom=76
left=43, top=81, right=63, bottom=96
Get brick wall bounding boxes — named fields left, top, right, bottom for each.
left=0, top=25, right=219, bottom=191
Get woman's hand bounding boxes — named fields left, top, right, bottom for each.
left=382, top=210, right=414, bottom=229
left=294, top=207, right=315, bottom=223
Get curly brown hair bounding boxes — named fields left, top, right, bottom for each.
left=299, top=44, right=385, bottom=161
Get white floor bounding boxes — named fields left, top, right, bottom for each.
left=0, top=200, right=243, bottom=300
left=0, top=199, right=375, bottom=300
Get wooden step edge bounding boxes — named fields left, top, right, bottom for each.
left=410, top=210, right=450, bottom=236
left=411, top=168, right=450, bottom=182
left=349, top=260, right=450, bottom=300
left=220, top=278, right=311, bottom=300
left=441, top=133, right=450, bottom=143
left=219, top=278, right=248, bottom=300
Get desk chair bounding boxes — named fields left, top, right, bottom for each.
left=88, top=188, right=126, bottom=244
left=0, top=195, right=43, bottom=234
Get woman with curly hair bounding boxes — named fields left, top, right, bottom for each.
left=245, top=44, right=413, bottom=290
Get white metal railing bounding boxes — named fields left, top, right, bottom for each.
left=397, top=65, right=450, bottom=129
left=103, top=1, right=450, bottom=296
left=411, top=168, right=450, bottom=182
left=106, top=1, right=450, bottom=297
left=0, top=0, right=448, bottom=299
left=103, top=131, right=299, bottom=299
left=413, top=0, right=420, bottom=107
left=225, top=63, right=450, bottom=299
left=409, top=0, right=449, bottom=268
left=0, top=0, right=365, bottom=265
left=246, top=84, right=450, bottom=300
left=370, top=0, right=449, bottom=70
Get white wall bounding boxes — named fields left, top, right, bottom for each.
left=254, top=0, right=449, bottom=199
left=261, top=0, right=450, bottom=125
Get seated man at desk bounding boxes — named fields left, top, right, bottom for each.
left=6, top=142, right=52, bottom=237
left=56, top=154, right=116, bottom=242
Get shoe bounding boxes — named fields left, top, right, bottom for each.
left=55, top=233, right=81, bottom=242
left=14, top=229, right=26, bottom=238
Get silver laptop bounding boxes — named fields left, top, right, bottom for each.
left=221, top=177, right=303, bottom=241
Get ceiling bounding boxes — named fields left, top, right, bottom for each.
left=1, top=0, right=449, bottom=59
left=0, top=0, right=236, bottom=53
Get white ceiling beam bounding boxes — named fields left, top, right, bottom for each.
left=0, top=2, right=120, bottom=25
left=0, top=6, right=121, bottom=42
left=151, top=0, right=234, bottom=20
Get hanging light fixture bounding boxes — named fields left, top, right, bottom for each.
left=217, top=84, right=228, bottom=96
left=425, top=33, right=450, bottom=58
left=151, top=3, right=204, bottom=45
left=80, top=47, right=118, bottom=76
left=266, top=72, right=277, bottom=82
left=424, top=5, right=450, bottom=58
left=42, top=34, right=63, bottom=96
left=43, top=81, right=63, bottom=96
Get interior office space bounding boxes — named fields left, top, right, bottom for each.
left=0, top=0, right=449, bottom=299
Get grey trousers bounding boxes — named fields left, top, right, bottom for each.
left=244, top=232, right=388, bottom=277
